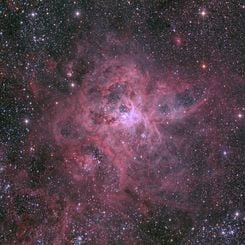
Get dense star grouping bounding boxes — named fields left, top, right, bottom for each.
left=0, top=0, right=244, bottom=244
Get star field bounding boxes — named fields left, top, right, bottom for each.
left=0, top=0, right=244, bottom=244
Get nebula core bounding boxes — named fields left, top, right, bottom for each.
left=1, top=0, right=244, bottom=244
